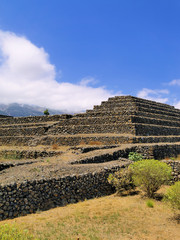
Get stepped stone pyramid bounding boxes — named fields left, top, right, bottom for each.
left=0, top=95, right=180, bottom=148
left=49, top=95, right=180, bottom=136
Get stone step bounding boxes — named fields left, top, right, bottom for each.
left=98, top=100, right=179, bottom=113
left=107, top=95, right=175, bottom=110
left=52, top=115, right=180, bottom=128
left=0, top=135, right=131, bottom=146
left=0, top=126, right=49, bottom=136
left=54, top=115, right=132, bottom=126
left=135, top=123, right=180, bottom=136
left=132, top=136, right=180, bottom=144
left=131, top=116, right=180, bottom=127
left=0, top=122, right=54, bottom=129
left=0, top=134, right=180, bottom=146
left=78, top=110, right=180, bottom=122
left=0, top=114, right=72, bottom=125
left=136, top=105, right=180, bottom=116
left=49, top=122, right=180, bottom=136
left=135, top=111, right=180, bottom=122
left=93, top=103, right=134, bottom=111
left=92, top=102, right=180, bottom=115
left=48, top=123, right=136, bottom=135
left=87, top=105, right=180, bottom=118
left=0, top=123, right=136, bottom=136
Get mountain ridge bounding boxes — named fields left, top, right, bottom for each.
left=0, top=103, right=64, bottom=117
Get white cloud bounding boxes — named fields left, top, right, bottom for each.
left=79, top=77, right=97, bottom=86
left=169, top=79, right=180, bottom=86
left=174, top=101, right=180, bottom=109
left=137, top=88, right=169, bottom=103
left=0, top=30, right=117, bottom=113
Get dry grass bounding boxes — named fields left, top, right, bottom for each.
left=0, top=145, right=70, bottom=162
left=175, top=154, right=180, bottom=160
left=88, top=141, right=103, bottom=145
left=51, top=143, right=59, bottom=150
left=164, top=154, right=180, bottom=161
left=1, top=190, right=180, bottom=240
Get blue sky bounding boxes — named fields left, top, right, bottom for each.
left=0, top=0, right=180, bottom=112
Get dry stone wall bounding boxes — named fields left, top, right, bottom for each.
left=0, top=126, right=48, bottom=136
left=162, top=160, right=180, bottom=182
left=0, top=150, right=62, bottom=160
left=135, top=124, right=180, bottom=136
left=48, top=123, right=136, bottom=135
left=1, top=135, right=180, bottom=148
left=71, top=144, right=180, bottom=164
left=108, top=96, right=175, bottom=109
left=0, top=165, right=128, bottom=220
left=0, top=114, right=72, bottom=125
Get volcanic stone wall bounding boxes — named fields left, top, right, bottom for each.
left=71, top=144, right=180, bottom=164
left=0, top=149, right=62, bottom=160
left=163, top=160, right=180, bottom=182
left=0, top=165, right=126, bottom=220
left=0, top=114, right=72, bottom=125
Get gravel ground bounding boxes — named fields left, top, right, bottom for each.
left=0, top=157, right=130, bottom=185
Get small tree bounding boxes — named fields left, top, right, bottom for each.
left=129, top=160, right=172, bottom=198
left=128, top=152, right=143, bottom=161
left=108, top=168, right=135, bottom=195
left=44, top=109, right=49, bottom=116
left=163, top=181, right=180, bottom=210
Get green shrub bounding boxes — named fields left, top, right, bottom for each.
left=0, top=224, right=35, bottom=240
left=108, top=168, right=135, bottom=195
left=129, top=160, right=172, bottom=198
left=163, top=181, right=180, bottom=210
left=128, top=152, right=143, bottom=161
left=146, top=199, right=154, bottom=208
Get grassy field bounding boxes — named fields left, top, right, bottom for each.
left=1, top=188, right=180, bottom=240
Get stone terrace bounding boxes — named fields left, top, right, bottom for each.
left=0, top=96, right=180, bottom=151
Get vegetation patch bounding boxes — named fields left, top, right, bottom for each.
left=0, top=224, right=35, bottom=240
left=128, top=152, right=143, bottom=161
left=163, top=181, right=180, bottom=210
left=129, top=159, right=172, bottom=197
left=146, top=199, right=154, bottom=208
left=108, top=168, right=135, bottom=195
left=2, top=151, right=22, bottom=160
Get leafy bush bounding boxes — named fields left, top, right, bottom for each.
left=146, top=199, right=154, bottom=208
left=0, top=224, right=34, bottom=240
left=163, top=181, right=180, bottom=210
left=108, top=168, right=135, bottom=195
left=44, top=109, right=49, bottom=116
left=129, top=160, right=172, bottom=198
left=128, top=152, right=143, bottom=161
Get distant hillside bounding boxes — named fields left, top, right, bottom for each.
left=0, top=103, right=64, bottom=117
